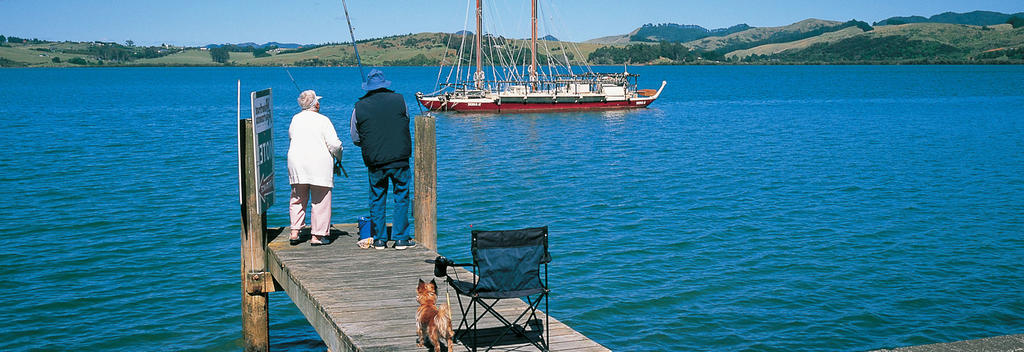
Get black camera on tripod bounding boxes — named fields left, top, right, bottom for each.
left=433, top=255, right=469, bottom=277
left=433, top=255, right=453, bottom=277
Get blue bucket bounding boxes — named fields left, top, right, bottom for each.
left=357, top=217, right=373, bottom=240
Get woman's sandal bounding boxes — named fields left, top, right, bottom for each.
left=289, top=232, right=301, bottom=246
left=310, top=235, right=332, bottom=246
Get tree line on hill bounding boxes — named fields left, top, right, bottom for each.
left=873, top=10, right=1024, bottom=26
left=1, top=35, right=180, bottom=65
left=742, top=35, right=962, bottom=63
left=629, top=23, right=752, bottom=43
left=589, top=41, right=723, bottom=64
left=0, top=35, right=49, bottom=45
left=1009, top=16, right=1024, bottom=28
left=717, top=20, right=873, bottom=54
left=203, top=35, right=422, bottom=64
left=206, top=43, right=314, bottom=63
left=739, top=34, right=1024, bottom=64
left=737, top=16, right=1024, bottom=64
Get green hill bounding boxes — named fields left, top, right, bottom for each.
left=725, top=26, right=866, bottom=59
left=684, top=19, right=846, bottom=52
left=629, top=23, right=751, bottom=43
left=874, top=10, right=1024, bottom=26
left=741, top=23, right=1024, bottom=63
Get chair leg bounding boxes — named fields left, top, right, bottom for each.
left=451, top=294, right=482, bottom=351
left=474, top=294, right=548, bottom=351
left=472, top=297, right=477, bottom=352
left=452, top=293, right=471, bottom=341
left=449, top=290, right=548, bottom=351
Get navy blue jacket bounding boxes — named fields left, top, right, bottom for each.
left=351, top=89, right=411, bottom=170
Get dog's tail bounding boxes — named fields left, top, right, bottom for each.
left=436, top=301, right=453, bottom=338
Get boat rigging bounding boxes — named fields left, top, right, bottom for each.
left=416, top=0, right=666, bottom=113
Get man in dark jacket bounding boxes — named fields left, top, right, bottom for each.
left=350, top=69, right=415, bottom=249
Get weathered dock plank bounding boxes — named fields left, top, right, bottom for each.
left=266, top=224, right=609, bottom=352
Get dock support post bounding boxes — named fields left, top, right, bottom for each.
left=414, top=114, right=437, bottom=250
left=239, top=119, right=270, bottom=351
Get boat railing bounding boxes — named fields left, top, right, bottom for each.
left=437, top=75, right=638, bottom=95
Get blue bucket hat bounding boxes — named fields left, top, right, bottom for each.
left=361, top=69, right=392, bottom=91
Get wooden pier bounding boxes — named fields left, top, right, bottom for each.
left=239, top=114, right=608, bottom=351
left=264, top=224, right=609, bottom=352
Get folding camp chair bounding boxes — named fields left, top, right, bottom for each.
left=434, top=226, right=550, bottom=351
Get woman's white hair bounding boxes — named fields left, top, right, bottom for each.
left=297, top=90, right=321, bottom=110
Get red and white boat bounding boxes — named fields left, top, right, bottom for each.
left=416, top=0, right=666, bottom=113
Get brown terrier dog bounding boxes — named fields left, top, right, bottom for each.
left=416, top=278, right=453, bottom=352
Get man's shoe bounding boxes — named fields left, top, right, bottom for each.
left=393, top=239, right=416, bottom=250
left=372, top=239, right=388, bottom=249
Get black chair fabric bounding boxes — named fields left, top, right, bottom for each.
left=470, top=227, right=548, bottom=298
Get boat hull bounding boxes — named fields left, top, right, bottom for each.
left=418, top=81, right=668, bottom=113
left=417, top=97, right=657, bottom=112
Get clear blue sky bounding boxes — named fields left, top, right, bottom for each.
left=1, top=0, right=1021, bottom=46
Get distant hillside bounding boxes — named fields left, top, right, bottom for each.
left=726, top=26, right=866, bottom=59
left=740, top=22, right=1024, bottom=63
left=629, top=23, right=752, bottom=43
left=205, top=42, right=305, bottom=49
left=581, top=16, right=1024, bottom=65
left=584, top=28, right=637, bottom=44
left=685, top=19, right=861, bottom=52
left=874, top=10, right=1024, bottom=26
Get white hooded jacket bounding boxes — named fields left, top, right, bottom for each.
left=287, top=110, right=343, bottom=188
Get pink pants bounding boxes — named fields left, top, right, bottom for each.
left=289, top=184, right=332, bottom=237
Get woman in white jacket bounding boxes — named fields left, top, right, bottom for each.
left=288, top=90, right=343, bottom=246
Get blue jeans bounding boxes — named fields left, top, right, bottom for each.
left=368, top=166, right=411, bottom=242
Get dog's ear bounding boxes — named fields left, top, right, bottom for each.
left=430, top=279, right=438, bottom=294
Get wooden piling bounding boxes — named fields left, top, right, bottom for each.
left=238, top=119, right=269, bottom=351
left=414, top=114, right=437, bottom=250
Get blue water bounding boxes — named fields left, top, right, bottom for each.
left=0, top=65, right=1022, bottom=351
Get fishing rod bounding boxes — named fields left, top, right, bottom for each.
left=284, top=67, right=302, bottom=92
left=283, top=65, right=349, bottom=178
left=337, top=1, right=425, bottom=115
left=340, top=0, right=365, bottom=82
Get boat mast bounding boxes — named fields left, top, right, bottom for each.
left=474, top=0, right=484, bottom=88
left=530, top=0, right=537, bottom=85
